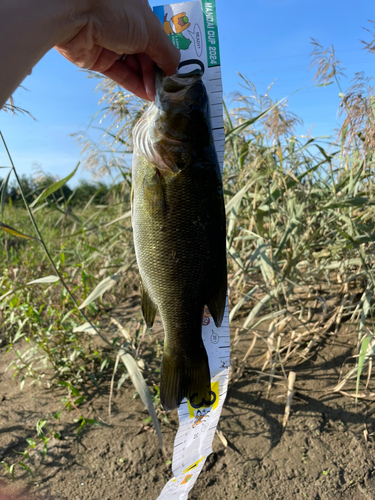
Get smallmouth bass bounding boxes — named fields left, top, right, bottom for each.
left=132, top=69, right=227, bottom=411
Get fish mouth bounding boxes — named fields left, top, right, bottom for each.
left=132, top=67, right=211, bottom=174
left=155, top=68, right=203, bottom=104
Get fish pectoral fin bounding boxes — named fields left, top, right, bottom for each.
left=206, top=264, right=227, bottom=328
left=143, top=170, right=167, bottom=218
left=140, top=278, right=158, bottom=329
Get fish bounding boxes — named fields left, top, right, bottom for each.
left=131, top=68, right=227, bottom=411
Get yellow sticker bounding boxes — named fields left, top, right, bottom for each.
left=182, top=456, right=206, bottom=475
left=187, top=381, right=219, bottom=418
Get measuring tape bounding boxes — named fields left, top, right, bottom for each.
left=157, top=305, right=230, bottom=499
left=152, top=2, right=229, bottom=498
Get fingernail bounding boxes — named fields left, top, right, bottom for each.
left=146, top=85, right=155, bottom=101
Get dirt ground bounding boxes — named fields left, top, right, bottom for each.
left=1, top=301, right=375, bottom=500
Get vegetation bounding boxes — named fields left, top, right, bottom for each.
left=0, top=174, right=116, bottom=206
left=1, top=26, right=375, bottom=479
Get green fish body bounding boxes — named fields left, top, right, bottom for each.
left=132, top=69, right=227, bottom=411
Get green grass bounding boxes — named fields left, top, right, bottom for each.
left=1, top=32, right=375, bottom=480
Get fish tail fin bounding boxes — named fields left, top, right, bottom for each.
left=160, top=343, right=211, bottom=411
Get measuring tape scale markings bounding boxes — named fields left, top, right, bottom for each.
left=153, top=2, right=228, bottom=499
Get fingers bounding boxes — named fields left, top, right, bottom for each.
left=101, top=59, right=150, bottom=101
left=89, top=48, right=120, bottom=73
left=138, top=53, right=156, bottom=100
left=101, top=54, right=156, bottom=101
left=55, top=27, right=103, bottom=69
left=56, top=38, right=119, bottom=73
left=125, top=54, right=142, bottom=75
left=55, top=0, right=181, bottom=99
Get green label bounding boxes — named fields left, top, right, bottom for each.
left=168, top=31, right=192, bottom=51
left=201, top=1, right=221, bottom=67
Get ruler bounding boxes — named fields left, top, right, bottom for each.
left=156, top=304, right=230, bottom=500
left=152, top=2, right=229, bottom=498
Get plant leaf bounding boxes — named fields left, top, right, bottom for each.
left=225, top=180, right=253, bottom=215
left=19, top=461, right=33, bottom=479
left=73, top=322, right=97, bottom=335
left=120, top=350, right=165, bottom=456
left=79, top=261, right=134, bottom=309
left=27, top=276, right=60, bottom=285
left=243, top=287, right=280, bottom=330
left=0, top=222, right=39, bottom=241
left=30, top=162, right=79, bottom=208
left=356, top=335, right=371, bottom=401
left=229, top=285, right=259, bottom=322
left=0, top=275, right=60, bottom=302
left=103, top=210, right=132, bottom=228
left=225, top=102, right=284, bottom=142
left=225, top=88, right=303, bottom=142
left=0, top=168, right=11, bottom=221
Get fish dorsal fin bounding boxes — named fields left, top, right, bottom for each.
left=140, top=277, right=158, bottom=329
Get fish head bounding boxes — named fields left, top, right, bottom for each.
left=133, top=69, right=214, bottom=174
left=154, top=68, right=213, bottom=150
left=154, top=68, right=210, bottom=134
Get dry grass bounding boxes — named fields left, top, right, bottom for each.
left=1, top=23, right=375, bottom=459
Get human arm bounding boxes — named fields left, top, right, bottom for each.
left=0, top=0, right=180, bottom=108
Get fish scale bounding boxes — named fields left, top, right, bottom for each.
left=132, top=70, right=227, bottom=411
left=133, top=153, right=221, bottom=336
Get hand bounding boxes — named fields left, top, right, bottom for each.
left=55, top=0, right=180, bottom=100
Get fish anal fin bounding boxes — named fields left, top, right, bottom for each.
left=140, top=278, right=157, bottom=329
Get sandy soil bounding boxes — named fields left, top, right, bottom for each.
left=1, top=305, right=375, bottom=500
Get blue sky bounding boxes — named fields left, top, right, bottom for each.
left=0, top=0, right=374, bottom=185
